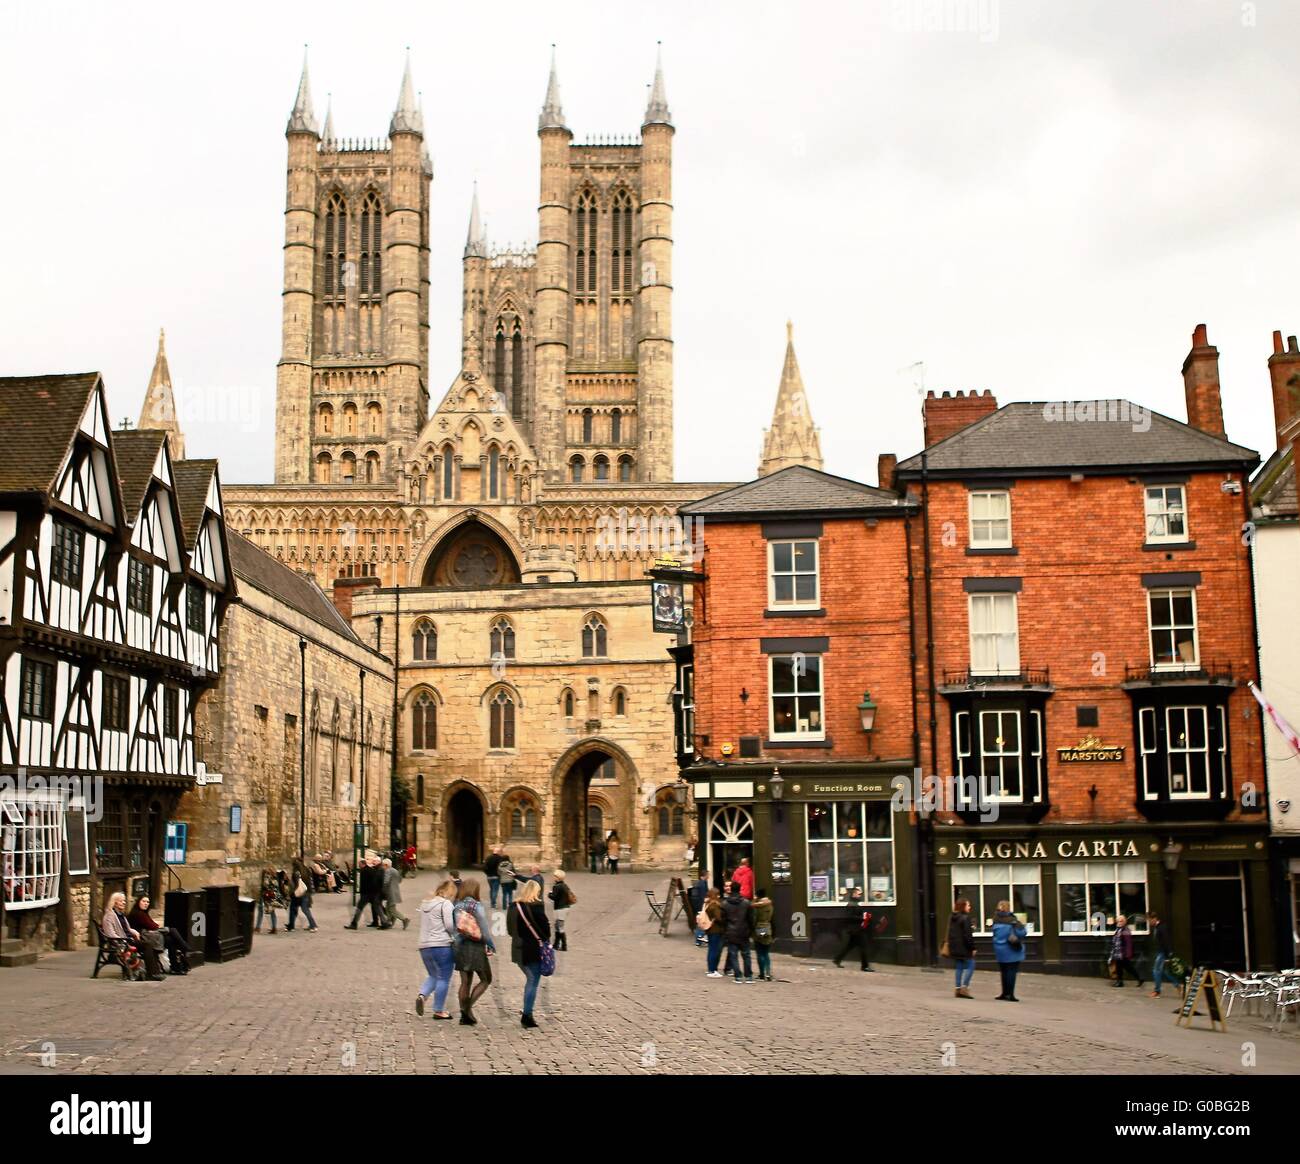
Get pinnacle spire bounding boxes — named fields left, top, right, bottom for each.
left=390, top=48, right=423, bottom=136
left=287, top=46, right=319, bottom=135
left=758, top=321, right=822, bottom=477
left=320, top=93, right=334, bottom=146
left=643, top=42, right=672, bottom=126
left=539, top=44, right=567, bottom=131
left=464, top=183, right=487, bottom=259
left=139, top=329, right=186, bottom=462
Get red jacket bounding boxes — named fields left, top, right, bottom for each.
left=731, top=864, right=755, bottom=900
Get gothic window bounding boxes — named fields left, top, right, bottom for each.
left=487, top=447, right=501, bottom=499
left=367, top=402, right=382, bottom=434
left=490, top=618, right=516, bottom=660
left=613, top=687, right=627, bottom=716
left=365, top=452, right=380, bottom=483
left=593, top=455, right=609, bottom=482
left=619, top=455, right=634, bottom=483
left=411, top=691, right=437, bottom=750
left=575, top=190, right=597, bottom=294
left=582, top=409, right=594, bottom=443
left=655, top=788, right=685, bottom=837
left=610, top=408, right=622, bottom=443
left=582, top=613, right=608, bottom=658
left=562, top=688, right=575, bottom=718
left=494, top=323, right=507, bottom=397
left=511, top=321, right=524, bottom=418
left=417, top=774, right=425, bottom=806
left=359, top=192, right=382, bottom=297
left=318, top=403, right=334, bottom=435
left=570, top=456, right=585, bottom=483
left=611, top=190, right=634, bottom=294
left=341, top=452, right=356, bottom=483
left=489, top=688, right=516, bottom=749
left=323, top=193, right=346, bottom=299
left=315, top=452, right=333, bottom=484
left=411, top=620, right=437, bottom=661
left=342, top=402, right=358, bottom=435
left=505, top=791, right=540, bottom=840
left=442, top=444, right=456, bottom=500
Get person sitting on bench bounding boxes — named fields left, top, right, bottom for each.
left=102, top=892, right=164, bottom=980
left=127, top=895, right=190, bottom=971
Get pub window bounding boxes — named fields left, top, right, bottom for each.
left=163, top=686, right=180, bottom=740
left=767, top=539, right=819, bottom=609
left=51, top=520, right=83, bottom=587
left=954, top=707, right=1043, bottom=805
left=968, top=592, right=1019, bottom=675
left=20, top=659, right=54, bottom=722
left=1144, top=485, right=1188, bottom=544
left=1138, top=703, right=1225, bottom=801
left=805, top=802, right=894, bottom=905
left=489, top=688, right=516, bottom=750
left=1057, top=862, right=1149, bottom=935
left=677, top=664, right=695, bottom=755
left=769, top=653, right=823, bottom=740
left=127, top=556, right=152, bottom=614
left=411, top=619, right=437, bottom=662
left=102, top=674, right=129, bottom=733
left=411, top=692, right=437, bottom=751
left=968, top=490, right=1012, bottom=548
left=951, top=863, right=1042, bottom=935
left=490, top=618, right=516, bottom=661
left=1148, top=588, right=1198, bottom=670
left=186, top=584, right=205, bottom=633
left=0, top=793, right=63, bottom=910
left=581, top=613, right=608, bottom=658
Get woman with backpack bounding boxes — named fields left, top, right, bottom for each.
left=497, top=852, right=517, bottom=912
left=547, top=869, right=575, bottom=951
left=508, top=879, right=552, bottom=1029
left=991, top=900, right=1027, bottom=1002
left=752, top=887, right=775, bottom=981
left=415, top=878, right=458, bottom=1020
left=453, top=878, right=496, bottom=1025
left=700, top=887, right=725, bottom=977
left=947, top=897, right=977, bottom=998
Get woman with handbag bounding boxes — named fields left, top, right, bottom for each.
left=991, top=900, right=1027, bottom=1002
left=286, top=860, right=318, bottom=932
left=946, top=897, right=977, bottom=999
left=701, top=887, right=725, bottom=977
left=508, top=880, right=552, bottom=1029
left=453, top=878, right=496, bottom=1026
left=752, top=887, right=775, bottom=981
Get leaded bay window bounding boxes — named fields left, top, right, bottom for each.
left=51, top=520, right=83, bottom=587
left=186, top=584, right=205, bottom=633
left=969, top=592, right=1019, bottom=675
left=1148, top=588, right=1198, bottom=669
left=1144, top=485, right=1188, bottom=544
left=102, top=674, right=129, bottom=733
left=20, top=658, right=53, bottom=722
left=768, top=539, right=819, bottom=609
left=0, top=792, right=63, bottom=910
left=127, top=556, right=152, bottom=614
left=1057, top=861, right=1149, bottom=935
left=955, top=706, right=1044, bottom=805
left=1135, top=698, right=1228, bottom=804
left=805, top=802, right=894, bottom=905
left=951, top=863, right=1041, bottom=934
left=969, top=490, right=1012, bottom=548
left=769, top=654, right=823, bottom=739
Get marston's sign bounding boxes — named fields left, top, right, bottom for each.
left=1057, top=735, right=1125, bottom=762
left=956, top=838, right=1143, bottom=861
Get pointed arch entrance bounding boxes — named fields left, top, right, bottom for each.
left=553, top=739, right=638, bottom=871
left=444, top=783, right=486, bottom=868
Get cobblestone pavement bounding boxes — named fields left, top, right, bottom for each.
left=0, top=870, right=1296, bottom=1075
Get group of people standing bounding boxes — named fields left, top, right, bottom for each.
left=690, top=858, right=776, bottom=983
left=585, top=830, right=622, bottom=874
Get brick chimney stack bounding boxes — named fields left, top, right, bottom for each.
left=1267, top=330, right=1300, bottom=450
left=877, top=452, right=897, bottom=491
left=1181, top=323, right=1226, bottom=438
left=922, top=390, right=998, bottom=447
left=330, top=576, right=378, bottom=623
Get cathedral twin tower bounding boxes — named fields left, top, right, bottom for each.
left=273, top=49, right=675, bottom=492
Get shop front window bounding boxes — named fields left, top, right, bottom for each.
left=1, top=793, right=64, bottom=910
left=805, top=801, right=893, bottom=905
left=1057, top=862, right=1149, bottom=935
left=951, top=863, right=1041, bottom=935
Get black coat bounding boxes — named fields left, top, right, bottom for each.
left=358, top=864, right=383, bottom=897
left=721, top=894, right=753, bottom=945
left=507, top=901, right=551, bottom=965
left=484, top=853, right=502, bottom=878
left=947, top=911, right=976, bottom=958
left=1153, top=920, right=1172, bottom=957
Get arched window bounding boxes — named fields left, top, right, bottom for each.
left=593, top=455, right=609, bottom=482
left=656, top=789, right=685, bottom=837
left=315, top=452, right=333, bottom=484
left=611, top=190, right=634, bottom=293
left=359, top=192, right=382, bottom=297
left=411, top=692, right=437, bottom=750
left=489, top=688, right=516, bottom=749
left=511, top=321, right=524, bottom=418
left=341, top=452, right=356, bottom=483
left=367, top=402, right=382, bottom=434
left=610, top=408, right=622, bottom=443
left=487, top=447, right=500, bottom=499
left=318, top=403, right=334, bottom=434
left=613, top=687, right=627, bottom=716
left=618, top=455, right=634, bottom=483
left=575, top=190, right=597, bottom=294
left=441, top=445, right=456, bottom=500
left=569, top=456, right=584, bottom=484
left=506, top=792, right=539, bottom=841
left=365, top=452, right=380, bottom=483
left=490, top=618, right=516, bottom=660
left=323, top=193, right=346, bottom=299
left=494, top=323, right=507, bottom=396
left=411, top=619, right=436, bottom=662
left=342, top=402, right=358, bottom=434
left=416, top=773, right=425, bottom=807
left=562, top=688, right=575, bottom=718
left=582, top=613, right=608, bottom=658
left=582, top=409, right=594, bottom=444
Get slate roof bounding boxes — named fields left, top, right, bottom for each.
left=895, top=401, right=1259, bottom=477
left=0, top=373, right=101, bottom=496
left=171, top=460, right=219, bottom=549
left=1252, top=445, right=1297, bottom=519
left=682, top=464, right=907, bottom=518
left=112, top=429, right=167, bottom=520
left=227, top=530, right=358, bottom=642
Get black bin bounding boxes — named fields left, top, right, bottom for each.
left=203, top=885, right=244, bottom=962
left=237, top=896, right=255, bottom=956
left=163, top=889, right=206, bottom=970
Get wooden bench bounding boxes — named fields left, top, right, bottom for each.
left=91, top=919, right=139, bottom=980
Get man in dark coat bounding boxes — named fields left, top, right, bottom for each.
left=832, top=889, right=877, bottom=972
left=721, top=885, right=754, bottom=982
left=345, top=855, right=387, bottom=929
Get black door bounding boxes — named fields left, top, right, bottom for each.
left=446, top=790, right=483, bottom=869
left=1189, top=878, right=1246, bottom=970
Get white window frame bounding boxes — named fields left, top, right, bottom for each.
left=1144, top=485, right=1189, bottom=544
left=1147, top=587, right=1199, bottom=671
left=1166, top=705, right=1210, bottom=799
left=968, top=490, right=1012, bottom=548
left=1056, top=861, right=1150, bottom=936
left=951, top=863, right=1043, bottom=935
left=804, top=801, right=896, bottom=907
left=1, top=790, right=64, bottom=911
left=1138, top=706, right=1159, bottom=799
left=768, top=653, right=825, bottom=741
left=678, top=664, right=695, bottom=754
left=767, top=539, right=820, bottom=611
left=968, top=592, right=1020, bottom=676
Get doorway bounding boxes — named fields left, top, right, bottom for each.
left=446, top=788, right=484, bottom=869
left=707, top=805, right=754, bottom=891
left=1189, top=865, right=1247, bottom=970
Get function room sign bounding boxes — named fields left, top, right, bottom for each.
left=1057, top=735, right=1125, bottom=762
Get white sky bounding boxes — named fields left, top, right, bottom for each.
left=4, top=0, right=1298, bottom=485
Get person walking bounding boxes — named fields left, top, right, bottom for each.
left=1147, top=911, right=1179, bottom=998
left=497, top=852, right=517, bottom=912
left=702, top=887, right=725, bottom=977
left=508, top=880, right=552, bottom=1029
left=832, top=891, right=877, bottom=972
left=1109, top=915, right=1143, bottom=988
left=947, top=897, right=977, bottom=998
left=453, top=878, right=495, bottom=1025
left=257, top=867, right=287, bottom=935
left=731, top=857, right=755, bottom=901
left=991, top=901, right=1027, bottom=1001
left=286, top=860, right=319, bottom=932
left=590, top=831, right=606, bottom=874
left=606, top=831, right=622, bottom=875
left=689, top=868, right=709, bottom=947
left=381, top=858, right=410, bottom=930
left=415, top=879, right=458, bottom=1020
left=752, top=887, right=775, bottom=981
left=345, top=854, right=386, bottom=929
left=547, top=870, right=575, bottom=951
left=484, top=845, right=504, bottom=909
left=721, top=881, right=754, bottom=983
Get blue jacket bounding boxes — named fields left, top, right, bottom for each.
left=991, top=911, right=1027, bottom=963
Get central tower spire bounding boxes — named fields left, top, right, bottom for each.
left=759, top=322, right=823, bottom=476
left=539, top=44, right=567, bottom=130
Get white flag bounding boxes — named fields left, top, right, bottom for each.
left=1249, top=682, right=1300, bottom=755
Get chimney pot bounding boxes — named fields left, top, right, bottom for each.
left=1267, top=328, right=1300, bottom=450
left=1192, top=323, right=1209, bottom=348
left=1289, top=336, right=1299, bottom=354
left=1273, top=330, right=1284, bottom=355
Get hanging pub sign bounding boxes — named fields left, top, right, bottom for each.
left=651, top=579, right=686, bottom=634
left=1057, top=735, right=1125, bottom=762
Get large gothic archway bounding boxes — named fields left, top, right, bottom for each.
left=421, top=519, right=521, bottom=587
left=552, top=738, right=639, bottom=871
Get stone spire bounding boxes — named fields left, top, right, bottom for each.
left=758, top=322, right=823, bottom=477
left=539, top=45, right=567, bottom=130
left=419, top=96, right=433, bottom=174
left=390, top=49, right=423, bottom=136
left=286, top=47, right=318, bottom=135
left=464, top=183, right=487, bottom=258
left=138, top=329, right=186, bottom=462
left=320, top=93, right=334, bottom=146
left=643, top=43, right=672, bottom=126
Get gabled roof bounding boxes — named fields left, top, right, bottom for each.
left=0, top=372, right=102, bottom=496
left=227, top=530, right=358, bottom=642
left=895, top=401, right=1258, bottom=477
left=682, top=464, right=908, bottom=519
left=172, top=459, right=220, bottom=549
left=113, top=429, right=167, bottom=520
left=1252, top=444, right=1296, bottom=519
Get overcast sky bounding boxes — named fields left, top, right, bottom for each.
left=3, top=0, right=1298, bottom=485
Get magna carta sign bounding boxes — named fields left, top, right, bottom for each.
left=1057, top=735, right=1125, bottom=762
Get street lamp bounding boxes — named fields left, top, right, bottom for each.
left=857, top=691, right=878, bottom=734
left=769, top=768, right=784, bottom=801
left=1162, top=838, right=1183, bottom=873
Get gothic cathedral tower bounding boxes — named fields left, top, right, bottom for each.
left=274, top=53, right=432, bottom=485
left=461, top=49, right=674, bottom=484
